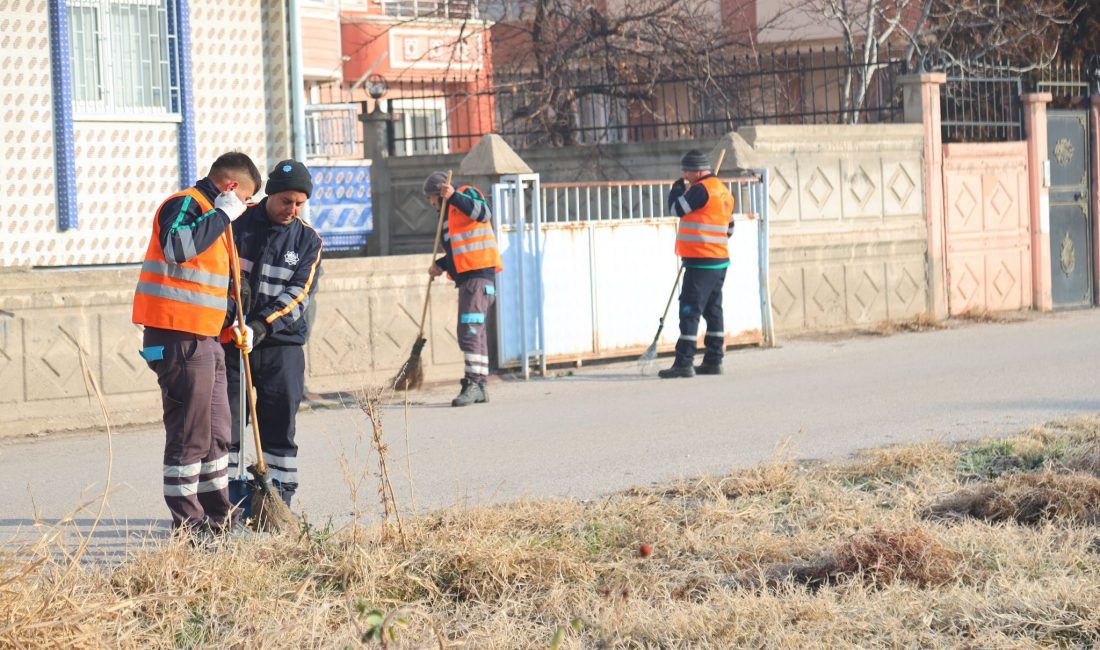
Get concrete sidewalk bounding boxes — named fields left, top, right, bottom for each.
left=3, top=310, right=1099, bottom=561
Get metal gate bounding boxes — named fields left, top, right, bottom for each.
left=492, top=173, right=773, bottom=379
left=1047, top=111, right=1093, bottom=309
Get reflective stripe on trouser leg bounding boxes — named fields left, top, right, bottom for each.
left=675, top=267, right=727, bottom=367
left=150, top=333, right=226, bottom=530
left=458, top=277, right=496, bottom=384
left=252, top=344, right=305, bottom=501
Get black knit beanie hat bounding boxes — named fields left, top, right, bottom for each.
left=680, top=150, right=711, bottom=171
left=266, top=160, right=313, bottom=198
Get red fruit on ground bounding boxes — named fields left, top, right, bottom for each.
left=639, top=543, right=652, bottom=558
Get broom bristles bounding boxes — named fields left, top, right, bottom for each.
left=248, top=467, right=296, bottom=534
left=639, top=341, right=659, bottom=362
left=390, top=337, right=427, bottom=392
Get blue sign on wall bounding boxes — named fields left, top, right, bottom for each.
left=310, top=164, right=372, bottom=251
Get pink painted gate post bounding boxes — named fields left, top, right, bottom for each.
left=1022, top=93, right=1054, bottom=311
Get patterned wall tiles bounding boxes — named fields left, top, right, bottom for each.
left=261, top=0, right=291, bottom=170
left=190, top=0, right=268, bottom=178
left=72, top=122, right=179, bottom=265
left=1, top=0, right=56, bottom=267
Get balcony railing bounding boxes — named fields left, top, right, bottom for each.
left=304, top=103, right=361, bottom=159
left=378, top=0, right=477, bottom=19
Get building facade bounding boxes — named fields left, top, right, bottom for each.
left=0, top=0, right=291, bottom=268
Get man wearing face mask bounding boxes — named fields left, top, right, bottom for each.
left=132, top=151, right=261, bottom=536
left=223, top=160, right=323, bottom=509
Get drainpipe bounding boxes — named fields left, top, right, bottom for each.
left=287, top=0, right=311, bottom=223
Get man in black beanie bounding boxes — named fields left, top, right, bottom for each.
left=659, top=149, right=735, bottom=378
left=223, top=159, right=324, bottom=510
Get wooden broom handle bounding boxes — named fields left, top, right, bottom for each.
left=417, top=170, right=452, bottom=338
left=227, top=222, right=267, bottom=475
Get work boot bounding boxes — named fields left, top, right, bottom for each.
left=451, top=378, right=488, bottom=406
left=695, top=363, right=723, bottom=375
left=657, top=364, right=695, bottom=379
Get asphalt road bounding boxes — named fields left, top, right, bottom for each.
left=3, top=310, right=1099, bottom=561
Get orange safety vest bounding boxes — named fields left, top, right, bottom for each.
left=132, top=188, right=231, bottom=336
left=674, top=175, right=735, bottom=259
left=448, top=185, right=503, bottom=274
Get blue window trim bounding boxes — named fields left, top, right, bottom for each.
left=171, top=0, right=197, bottom=188
left=47, top=2, right=77, bottom=231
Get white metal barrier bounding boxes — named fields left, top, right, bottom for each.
left=492, top=172, right=773, bottom=378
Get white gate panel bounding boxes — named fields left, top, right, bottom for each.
left=494, top=174, right=772, bottom=373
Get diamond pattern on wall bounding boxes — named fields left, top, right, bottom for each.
left=888, top=165, right=915, bottom=205
left=308, top=306, right=371, bottom=376
left=812, top=275, right=841, bottom=311
left=894, top=268, right=920, bottom=305
left=952, top=183, right=978, bottom=227
left=954, top=265, right=980, bottom=303
left=988, top=181, right=1013, bottom=224
left=853, top=270, right=880, bottom=309
left=770, top=168, right=793, bottom=213
left=848, top=166, right=875, bottom=209
left=771, top=276, right=798, bottom=318
left=991, top=262, right=1017, bottom=299
left=805, top=168, right=834, bottom=209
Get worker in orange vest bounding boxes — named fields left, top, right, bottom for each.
left=424, top=171, right=503, bottom=406
left=659, top=150, right=736, bottom=379
left=132, top=152, right=261, bottom=536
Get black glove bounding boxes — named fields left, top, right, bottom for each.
left=247, top=319, right=269, bottom=347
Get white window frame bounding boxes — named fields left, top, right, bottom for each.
left=390, top=97, right=450, bottom=156
left=66, top=0, right=181, bottom=120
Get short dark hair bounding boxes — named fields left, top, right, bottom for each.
left=209, top=152, right=262, bottom=192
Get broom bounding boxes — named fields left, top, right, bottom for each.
left=391, top=170, right=452, bottom=391
left=639, top=149, right=726, bottom=363
left=227, top=222, right=296, bottom=534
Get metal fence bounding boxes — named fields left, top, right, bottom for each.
left=305, top=103, right=362, bottom=159
left=1036, top=56, right=1100, bottom=108
left=539, top=176, right=763, bottom=225
left=925, top=56, right=1023, bottom=143
left=383, top=46, right=906, bottom=155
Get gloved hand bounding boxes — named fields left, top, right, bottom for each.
left=247, top=319, right=269, bottom=348
left=672, top=178, right=687, bottom=192
left=215, top=191, right=247, bottom=220
left=231, top=323, right=254, bottom=354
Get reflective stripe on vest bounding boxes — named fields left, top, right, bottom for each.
left=132, top=188, right=231, bottom=336
left=674, top=176, right=735, bottom=259
left=448, top=185, right=503, bottom=274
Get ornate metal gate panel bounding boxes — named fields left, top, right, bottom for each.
left=1047, top=111, right=1093, bottom=309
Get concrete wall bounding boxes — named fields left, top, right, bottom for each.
left=0, top=256, right=461, bottom=438
left=718, top=124, right=930, bottom=333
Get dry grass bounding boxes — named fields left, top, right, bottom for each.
left=5, top=419, right=1100, bottom=648
left=953, top=307, right=1029, bottom=324
left=864, top=312, right=948, bottom=336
